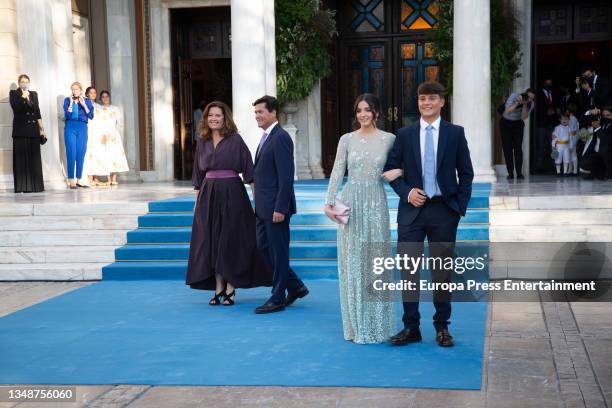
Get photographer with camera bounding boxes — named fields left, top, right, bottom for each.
left=500, top=88, right=536, bottom=180
left=575, top=67, right=611, bottom=127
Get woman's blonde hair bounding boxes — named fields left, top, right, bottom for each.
left=199, top=101, right=238, bottom=140
left=71, top=81, right=82, bottom=90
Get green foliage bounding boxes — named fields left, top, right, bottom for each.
left=275, top=0, right=337, bottom=104
left=428, top=0, right=522, bottom=114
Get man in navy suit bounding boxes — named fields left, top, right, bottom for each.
left=252, top=95, right=309, bottom=314
left=384, top=81, right=474, bottom=347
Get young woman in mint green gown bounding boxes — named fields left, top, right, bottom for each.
left=324, top=93, right=402, bottom=344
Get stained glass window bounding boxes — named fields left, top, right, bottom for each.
left=576, top=5, right=610, bottom=37
left=401, top=0, right=438, bottom=31
left=348, top=0, right=385, bottom=33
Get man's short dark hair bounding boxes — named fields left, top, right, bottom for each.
left=602, top=105, right=612, bottom=114
left=525, top=88, right=536, bottom=95
left=417, top=81, right=446, bottom=98
left=581, top=65, right=597, bottom=74
left=253, top=95, right=279, bottom=114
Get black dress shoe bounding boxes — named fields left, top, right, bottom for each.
left=76, top=184, right=90, bottom=188
left=285, top=286, right=309, bottom=306
left=254, top=300, right=285, bottom=314
left=506, top=174, right=514, bottom=180
left=436, top=329, right=455, bottom=347
left=516, top=174, right=524, bottom=180
left=389, top=328, right=422, bottom=346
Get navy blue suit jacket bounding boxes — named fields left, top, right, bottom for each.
left=253, top=124, right=297, bottom=220
left=384, top=119, right=474, bottom=225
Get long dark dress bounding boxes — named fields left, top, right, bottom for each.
left=186, top=133, right=272, bottom=290
left=9, top=90, right=44, bottom=193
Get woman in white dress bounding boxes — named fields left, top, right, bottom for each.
left=98, top=90, right=129, bottom=185
left=83, top=87, right=110, bottom=186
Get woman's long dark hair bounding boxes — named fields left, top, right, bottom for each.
left=352, top=93, right=381, bottom=130
left=199, top=101, right=238, bottom=140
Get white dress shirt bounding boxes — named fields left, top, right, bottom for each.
left=257, top=121, right=278, bottom=155
left=264, top=121, right=278, bottom=137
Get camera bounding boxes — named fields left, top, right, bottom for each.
left=520, top=93, right=532, bottom=104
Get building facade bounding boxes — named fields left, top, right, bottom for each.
left=0, top=0, right=610, bottom=189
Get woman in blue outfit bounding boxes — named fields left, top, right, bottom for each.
left=63, top=82, right=94, bottom=189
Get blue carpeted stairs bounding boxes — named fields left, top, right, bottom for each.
left=103, top=180, right=490, bottom=280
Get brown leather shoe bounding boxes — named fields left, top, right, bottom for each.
left=436, top=329, right=455, bottom=347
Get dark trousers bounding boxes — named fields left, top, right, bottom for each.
left=581, top=151, right=608, bottom=179
left=397, top=200, right=460, bottom=331
left=535, top=125, right=554, bottom=173
left=500, top=117, right=524, bottom=176
left=256, top=216, right=304, bottom=303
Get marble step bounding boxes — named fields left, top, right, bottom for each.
left=115, top=243, right=340, bottom=261
left=125, top=225, right=489, bottom=244
left=0, top=263, right=105, bottom=281
left=0, top=230, right=128, bottom=247
left=490, top=209, right=612, bottom=226
left=0, top=246, right=116, bottom=264
left=0, top=202, right=148, bottom=217
left=490, top=225, right=612, bottom=242
left=0, top=215, right=138, bottom=231
left=490, top=195, right=612, bottom=210
left=102, top=260, right=338, bottom=280
left=137, top=209, right=490, bottom=228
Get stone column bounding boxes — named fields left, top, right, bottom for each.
left=147, top=0, right=174, bottom=181
left=231, top=0, right=277, bottom=159
left=452, top=0, right=497, bottom=183
left=0, top=0, right=20, bottom=189
left=11, top=0, right=76, bottom=189
left=513, top=0, right=532, bottom=178
left=106, top=0, right=141, bottom=181
left=308, top=82, right=325, bottom=178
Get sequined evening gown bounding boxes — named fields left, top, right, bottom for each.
left=325, top=130, right=397, bottom=344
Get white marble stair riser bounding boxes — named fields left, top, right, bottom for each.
left=490, top=210, right=612, bottom=226
left=0, top=203, right=148, bottom=217
left=0, top=263, right=104, bottom=281
left=490, top=226, right=612, bottom=242
left=0, top=246, right=117, bottom=264
left=489, top=260, right=612, bottom=280
left=0, top=231, right=129, bottom=247
left=490, top=195, right=612, bottom=210
left=0, top=216, right=138, bottom=231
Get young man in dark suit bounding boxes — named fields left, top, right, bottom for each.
left=252, top=95, right=309, bottom=314
left=384, top=81, right=474, bottom=347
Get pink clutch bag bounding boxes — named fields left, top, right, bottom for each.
left=333, top=199, right=351, bottom=225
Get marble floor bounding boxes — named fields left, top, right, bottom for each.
left=0, top=182, right=194, bottom=205
left=1, top=175, right=611, bottom=206
left=492, top=175, right=612, bottom=197
left=0, top=282, right=610, bottom=407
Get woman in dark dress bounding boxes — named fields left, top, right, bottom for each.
left=9, top=74, right=45, bottom=193
left=186, top=101, right=272, bottom=305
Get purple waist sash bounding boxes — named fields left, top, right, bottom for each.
left=205, top=169, right=239, bottom=179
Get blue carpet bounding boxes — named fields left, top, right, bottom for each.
left=0, top=280, right=486, bottom=389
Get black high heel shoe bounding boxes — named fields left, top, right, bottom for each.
left=209, top=289, right=226, bottom=306
left=222, top=290, right=235, bottom=306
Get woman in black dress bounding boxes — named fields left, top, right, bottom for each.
left=186, top=101, right=272, bottom=305
left=9, top=74, right=45, bottom=193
